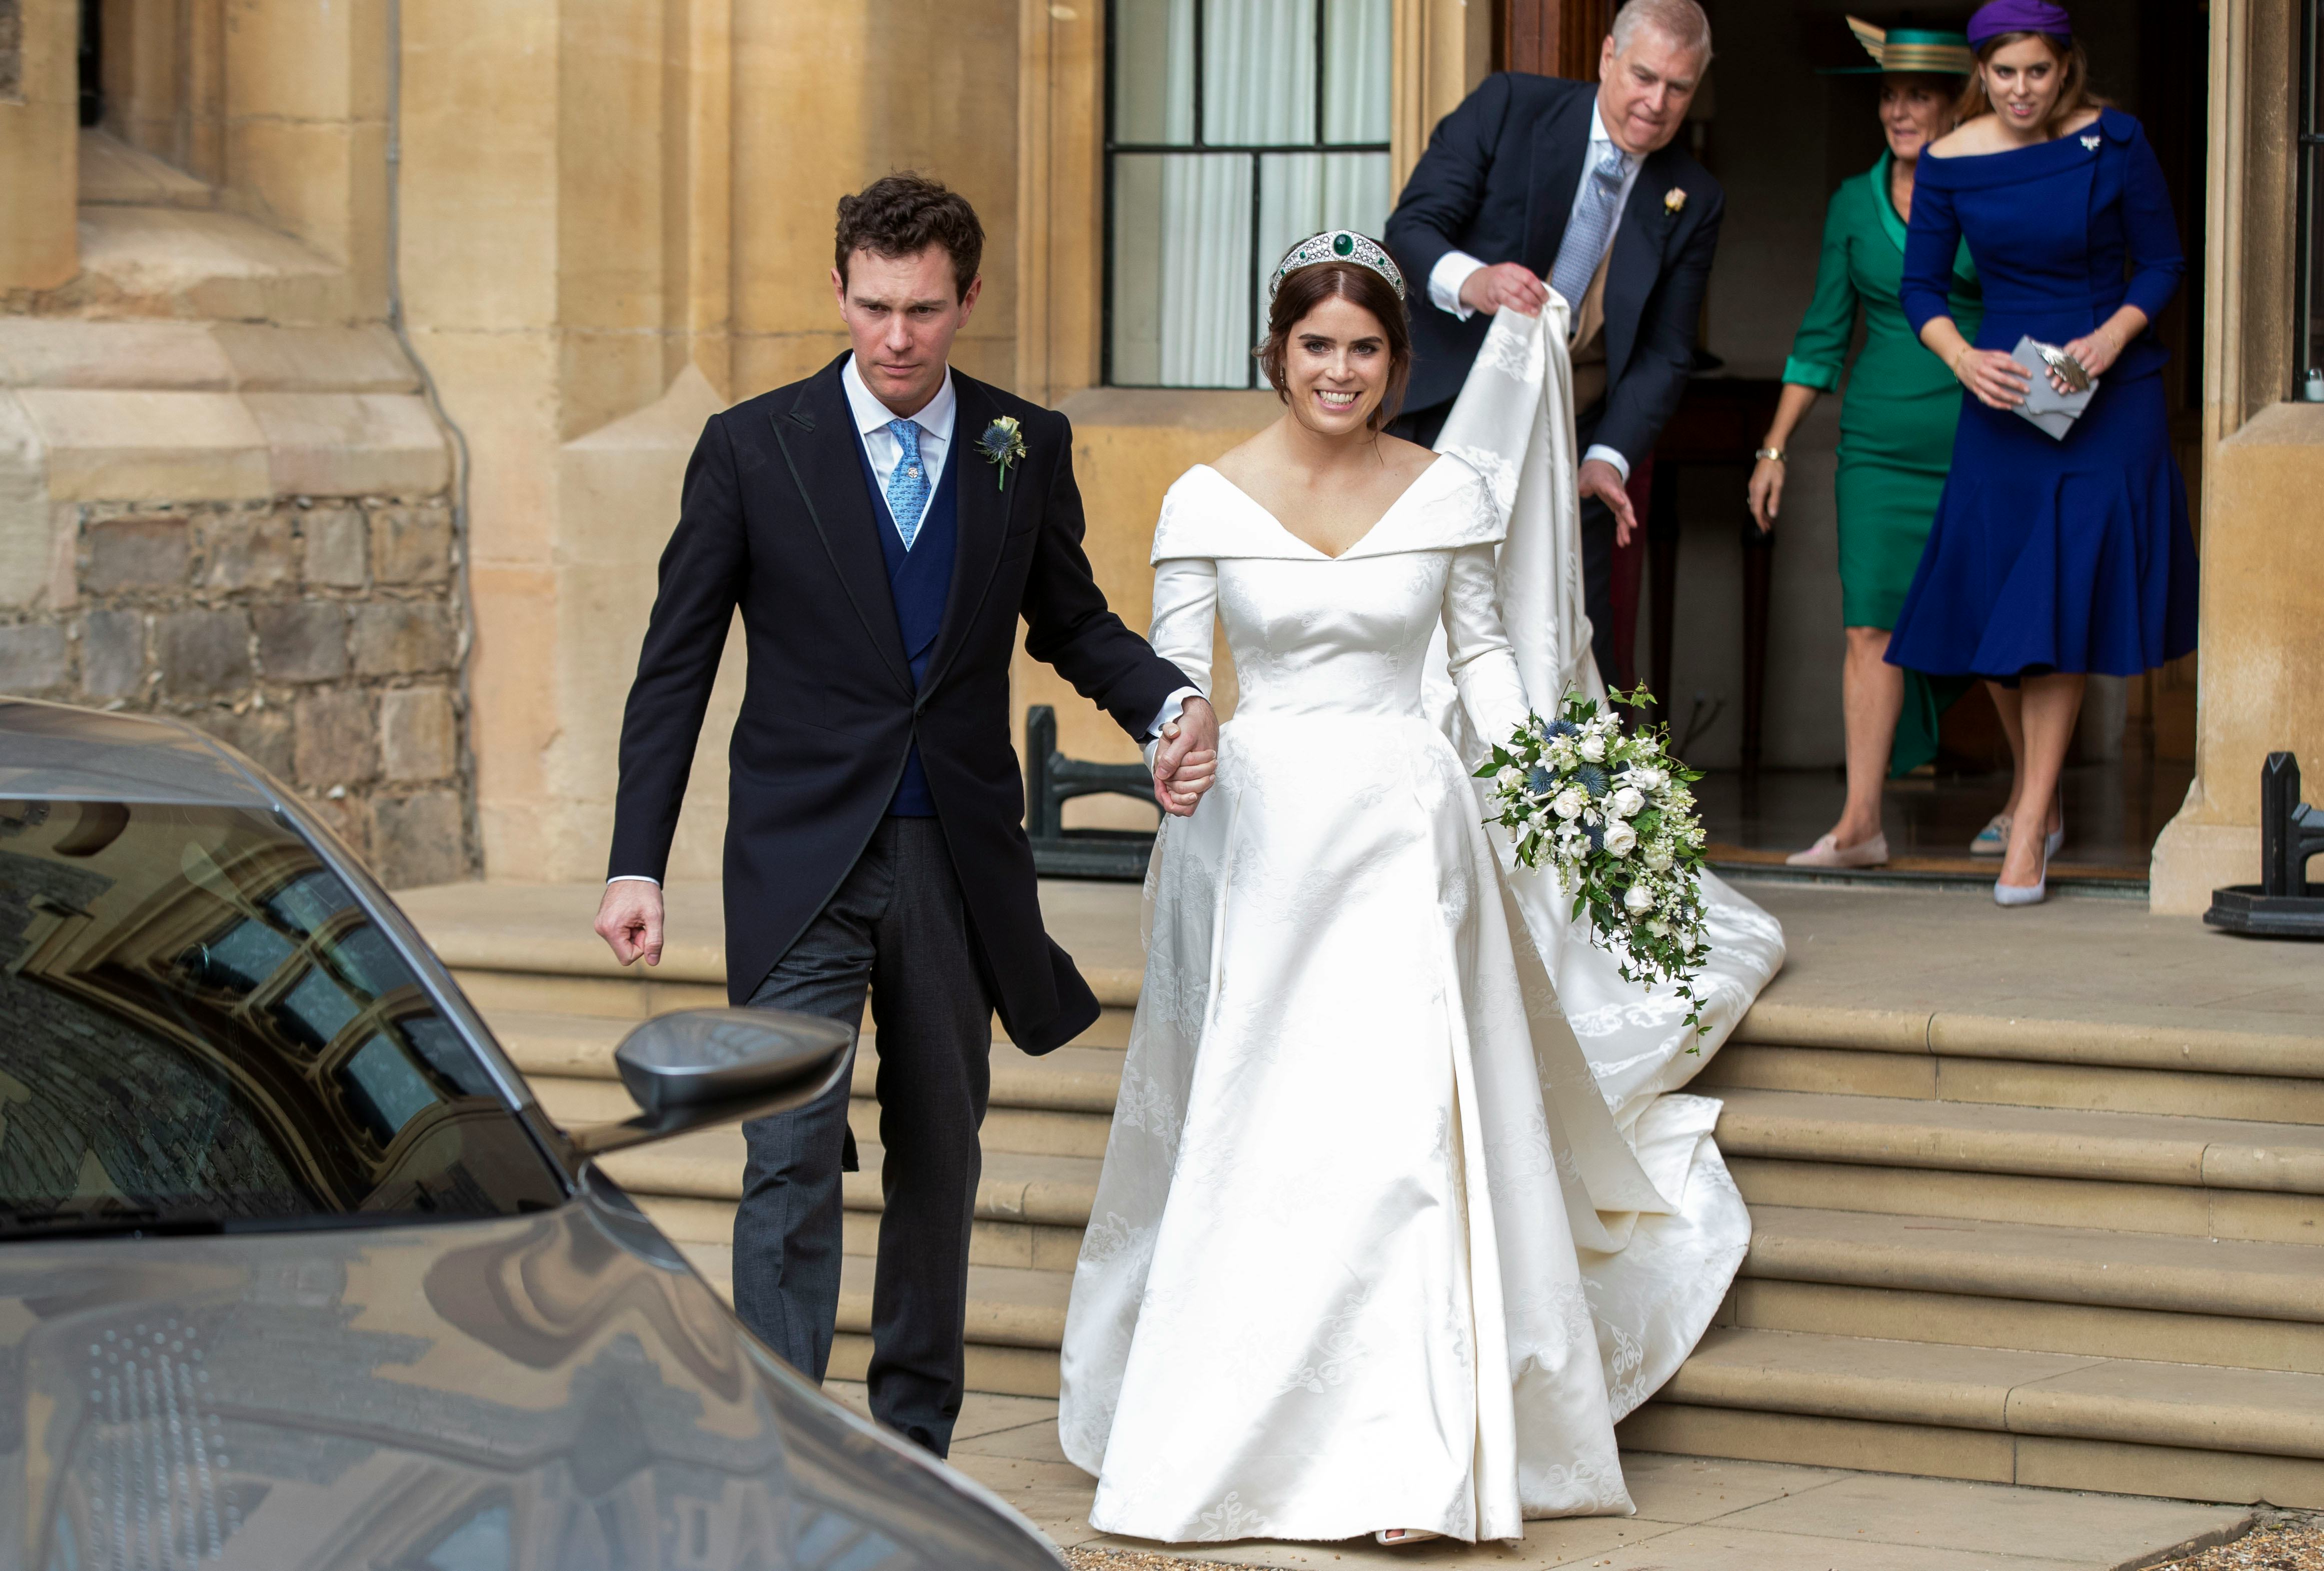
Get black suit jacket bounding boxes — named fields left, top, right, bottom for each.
left=1385, top=73, right=1724, bottom=466
left=609, top=356, right=1187, bottom=1053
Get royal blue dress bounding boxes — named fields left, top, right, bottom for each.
left=1887, top=108, right=2198, bottom=682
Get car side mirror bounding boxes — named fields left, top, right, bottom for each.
left=565, top=1008, right=853, bottom=1159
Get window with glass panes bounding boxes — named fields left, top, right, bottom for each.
left=1106, top=0, right=1395, bottom=388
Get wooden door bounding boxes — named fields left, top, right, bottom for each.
left=1501, top=0, right=1616, bottom=79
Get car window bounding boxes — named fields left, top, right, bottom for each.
left=0, top=798, right=564, bottom=1233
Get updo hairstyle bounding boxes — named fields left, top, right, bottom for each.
left=1255, top=260, right=1413, bottom=433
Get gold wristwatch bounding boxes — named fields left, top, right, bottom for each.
left=1753, top=447, right=1786, bottom=464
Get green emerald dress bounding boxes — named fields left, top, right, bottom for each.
left=1783, top=151, right=1983, bottom=774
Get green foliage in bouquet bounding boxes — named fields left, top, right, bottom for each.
left=1476, top=685, right=1715, bottom=1036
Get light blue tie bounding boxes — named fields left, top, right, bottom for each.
left=885, top=418, right=931, bottom=550
left=1549, top=144, right=1629, bottom=315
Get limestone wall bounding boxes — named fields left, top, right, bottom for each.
left=0, top=486, right=468, bottom=885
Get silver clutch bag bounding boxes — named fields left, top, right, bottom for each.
left=2010, top=336, right=2097, bottom=441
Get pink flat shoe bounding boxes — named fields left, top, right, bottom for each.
left=1785, top=832, right=1890, bottom=868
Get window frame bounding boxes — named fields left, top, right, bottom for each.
left=1101, top=0, right=1396, bottom=390
left=2299, top=0, right=2323, bottom=393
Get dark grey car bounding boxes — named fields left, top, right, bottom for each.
left=0, top=697, right=1067, bottom=1570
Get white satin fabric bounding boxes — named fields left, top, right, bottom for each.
left=1057, top=306, right=1784, bottom=1546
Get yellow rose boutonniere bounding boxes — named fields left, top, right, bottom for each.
left=1664, top=187, right=1687, bottom=217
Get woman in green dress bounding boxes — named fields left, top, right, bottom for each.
left=1747, top=21, right=2019, bottom=868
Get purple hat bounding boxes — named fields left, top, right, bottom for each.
left=1966, top=0, right=2072, bottom=45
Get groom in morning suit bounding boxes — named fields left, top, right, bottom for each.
left=1383, top=0, right=1720, bottom=686
left=595, top=176, right=1217, bottom=1456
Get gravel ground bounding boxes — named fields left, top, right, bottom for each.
left=2145, top=1515, right=2324, bottom=1571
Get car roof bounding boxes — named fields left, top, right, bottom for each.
left=0, top=697, right=277, bottom=807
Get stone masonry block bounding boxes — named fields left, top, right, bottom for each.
left=372, top=790, right=468, bottom=890
left=379, top=686, right=458, bottom=781
left=192, top=704, right=295, bottom=781
left=155, top=608, right=253, bottom=698
left=198, top=507, right=298, bottom=591
left=369, top=504, right=453, bottom=586
left=302, top=506, right=368, bottom=588
left=14, top=388, right=272, bottom=503
left=79, top=608, right=144, bottom=698
left=306, top=792, right=373, bottom=863
left=294, top=687, right=377, bottom=788
left=254, top=600, right=348, bottom=682
left=243, top=393, right=450, bottom=497
left=351, top=601, right=455, bottom=676
left=84, top=516, right=191, bottom=592
left=0, top=623, right=69, bottom=693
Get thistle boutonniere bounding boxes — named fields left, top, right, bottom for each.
left=977, top=416, right=1027, bottom=491
left=1663, top=187, right=1687, bottom=217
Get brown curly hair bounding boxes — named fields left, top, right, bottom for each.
left=1955, top=32, right=2110, bottom=142
left=1256, top=261, right=1412, bottom=432
left=834, top=174, right=984, bottom=301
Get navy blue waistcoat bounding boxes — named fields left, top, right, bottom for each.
left=852, top=427, right=960, bottom=816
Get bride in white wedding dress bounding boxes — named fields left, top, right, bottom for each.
left=1056, top=233, right=1785, bottom=1547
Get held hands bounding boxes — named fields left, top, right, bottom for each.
left=1577, top=458, right=1640, bottom=549
left=1745, top=457, right=1784, bottom=534
left=1458, top=263, right=1549, bottom=318
left=1152, top=696, right=1219, bottom=818
left=595, top=879, right=665, bottom=967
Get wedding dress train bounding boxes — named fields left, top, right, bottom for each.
left=1057, top=305, right=1786, bottom=1545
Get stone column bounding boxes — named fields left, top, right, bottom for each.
left=0, top=0, right=80, bottom=290
left=2149, top=0, right=2324, bottom=913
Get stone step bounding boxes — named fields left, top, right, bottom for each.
left=57, top=205, right=352, bottom=324
left=1701, top=1041, right=2324, bottom=1126
left=78, top=130, right=214, bottom=209
left=1714, top=1088, right=2324, bottom=1197
left=1733, top=1207, right=2324, bottom=1375
left=1622, top=1327, right=2324, bottom=1508
left=1730, top=1003, right=2324, bottom=1086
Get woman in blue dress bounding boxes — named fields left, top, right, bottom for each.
left=1892, top=0, right=2197, bottom=905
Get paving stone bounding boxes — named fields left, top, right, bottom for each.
left=83, top=516, right=191, bottom=592
left=302, top=507, right=368, bottom=588
left=351, top=601, right=456, bottom=676
left=190, top=704, right=295, bottom=780
left=369, top=504, right=453, bottom=586
left=0, top=623, right=68, bottom=693
left=380, top=685, right=458, bottom=781
left=197, top=507, right=298, bottom=591
left=253, top=600, right=349, bottom=682
left=372, top=790, right=468, bottom=889
left=78, top=609, right=144, bottom=699
left=294, top=688, right=376, bottom=788
left=154, top=608, right=253, bottom=698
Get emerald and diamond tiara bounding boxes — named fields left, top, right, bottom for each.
left=1267, top=230, right=1407, bottom=305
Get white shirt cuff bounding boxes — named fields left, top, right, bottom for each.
left=1428, top=251, right=1487, bottom=320
left=1148, top=686, right=1205, bottom=740
left=608, top=874, right=662, bottom=886
left=1582, top=444, right=1631, bottom=484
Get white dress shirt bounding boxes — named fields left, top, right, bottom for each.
left=610, top=356, right=1200, bottom=886
left=1426, top=93, right=1642, bottom=481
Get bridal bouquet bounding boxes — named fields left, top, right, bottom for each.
left=1477, top=688, right=1714, bottom=1034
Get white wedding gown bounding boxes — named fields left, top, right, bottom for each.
left=1057, top=306, right=1786, bottom=1545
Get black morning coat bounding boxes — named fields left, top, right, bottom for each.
left=608, top=354, right=1189, bottom=1054
left=1384, top=72, right=1725, bottom=467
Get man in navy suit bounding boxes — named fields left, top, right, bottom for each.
left=1385, top=0, right=1720, bottom=685
left=594, top=177, right=1216, bottom=1457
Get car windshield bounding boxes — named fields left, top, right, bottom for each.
left=0, top=798, right=563, bottom=1234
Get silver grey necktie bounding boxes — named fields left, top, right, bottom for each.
left=1549, top=144, right=1629, bottom=313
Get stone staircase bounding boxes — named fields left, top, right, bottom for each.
left=426, top=897, right=2324, bottom=1510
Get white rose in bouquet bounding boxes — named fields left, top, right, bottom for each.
left=1552, top=787, right=1588, bottom=820
left=1603, top=820, right=1638, bottom=856
left=1609, top=785, right=1645, bottom=819
left=1496, top=766, right=1524, bottom=793
left=1578, top=733, right=1606, bottom=763
left=1623, top=880, right=1655, bottom=914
